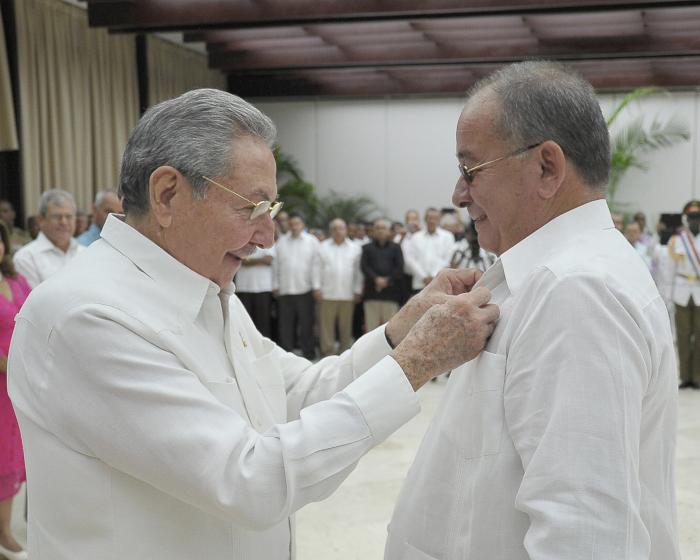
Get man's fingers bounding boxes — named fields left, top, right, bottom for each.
left=445, top=268, right=483, bottom=294
left=462, top=286, right=492, bottom=307
left=430, top=267, right=483, bottom=295
left=478, top=302, right=500, bottom=324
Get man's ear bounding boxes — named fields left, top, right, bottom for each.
left=536, top=141, right=567, bottom=200
left=148, top=166, right=182, bottom=228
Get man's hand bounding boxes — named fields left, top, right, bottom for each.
left=392, top=287, right=499, bottom=391
left=422, top=276, right=433, bottom=286
left=312, top=289, right=322, bottom=302
left=385, top=268, right=484, bottom=347
left=375, top=277, right=389, bottom=291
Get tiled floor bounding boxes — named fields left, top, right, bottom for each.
left=298, top=381, right=700, bottom=560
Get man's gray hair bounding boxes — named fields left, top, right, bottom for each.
left=119, top=88, right=277, bottom=216
left=94, top=189, right=119, bottom=208
left=373, top=217, right=392, bottom=229
left=468, top=60, right=610, bottom=190
left=39, top=189, right=77, bottom=216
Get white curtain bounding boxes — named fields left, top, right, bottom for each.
left=148, top=36, right=226, bottom=106
left=15, top=0, right=139, bottom=215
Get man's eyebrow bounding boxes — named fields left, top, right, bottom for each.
left=456, top=149, right=478, bottom=161
left=251, top=188, right=278, bottom=201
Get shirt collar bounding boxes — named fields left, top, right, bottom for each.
left=34, top=231, right=80, bottom=254
left=499, top=198, right=614, bottom=295
left=100, top=215, right=217, bottom=323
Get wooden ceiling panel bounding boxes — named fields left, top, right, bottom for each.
left=85, top=1, right=700, bottom=97
left=88, top=1, right=700, bottom=32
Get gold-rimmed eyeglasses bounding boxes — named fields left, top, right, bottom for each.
left=202, top=176, right=283, bottom=220
left=458, top=142, right=543, bottom=185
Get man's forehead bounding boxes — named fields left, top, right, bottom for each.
left=228, top=144, right=277, bottom=200
left=456, top=94, right=500, bottom=156
left=47, top=202, right=74, bottom=211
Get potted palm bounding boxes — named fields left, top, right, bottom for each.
left=606, top=87, right=690, bottom=210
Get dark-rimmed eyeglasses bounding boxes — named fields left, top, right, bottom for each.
left=458, top=142, right=543, bottom=185
left=202, top=176, right=283, bottom=220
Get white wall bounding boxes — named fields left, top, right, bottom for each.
left=256, top=90, right=700, bottom=226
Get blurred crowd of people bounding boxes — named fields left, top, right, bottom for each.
left=3, top=191, right=699, bottom=375
left=235, top=206, right=494, bottom=361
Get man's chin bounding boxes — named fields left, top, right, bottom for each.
left=212, top=255, right=241, bottom=288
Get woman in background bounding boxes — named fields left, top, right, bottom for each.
left=0, top=222, right=30, bottom=560
left=450, top=222, right=495, bottom=272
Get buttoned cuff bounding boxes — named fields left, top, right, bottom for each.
left=343, top=356, right=420, bottom=444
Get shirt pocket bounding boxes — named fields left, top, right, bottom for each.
left=251, top=352, right=288, bottom=423
left=443, top=350, right=506, bottom=460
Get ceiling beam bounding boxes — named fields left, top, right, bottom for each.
left=210, top=38, right=700, bottom=72
left=87, top=0, right=700, bottom=33
left=226, top=56, right=700, bottom=97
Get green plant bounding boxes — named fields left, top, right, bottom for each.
left=274, top=147, right=320, bottom=224
left=315, top=191, right=380, bottom=228
left=274, top=147, right=382, bottom=228
left=606, top=87, right=690, bottom=209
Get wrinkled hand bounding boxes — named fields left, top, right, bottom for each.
left=392, top=287, right=499, bottom=390
left=385, top=267, right=484, bottom=347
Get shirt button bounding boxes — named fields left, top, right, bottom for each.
left=225, top=377, right=235, bottom=384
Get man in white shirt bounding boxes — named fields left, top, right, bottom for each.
left=668, top=200, right=700, bottom=390
left=272, top=213, right=320, bottom=359
left=13, top=189, right=84, bottom=287
left=77, top=189, right=123, bottom=246
left=385, top=61, right=679, bottom=560
left=8, top=88, right=500, bottom=560
left=235, top=245, right=276, bottom=338
left=403, top=207, right=456, bottom=293
left=313, top=218, right=362, bottom=356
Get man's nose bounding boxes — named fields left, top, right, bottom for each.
left=452, top=176, right=472, bottom=209
left=254, top=214, right=276, bottom=248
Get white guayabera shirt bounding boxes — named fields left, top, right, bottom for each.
left=403, top=227, right=456, bottom=290
left=8, top=215, right=420, bottom=560
left=272, top=231, right=319, bottom=295
left=12, top=231, right=84, bottom=287
left=385, top=200, right=679, bottom=560
left=312, top=238, right=363, bottom=301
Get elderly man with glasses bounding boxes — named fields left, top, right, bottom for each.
left=385, top=61, right=679, bottom=560
left=12, top=189, right=84, bottom=287
left=8, top=89, right=499, bottom=560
